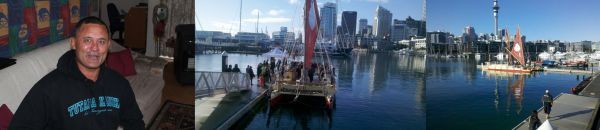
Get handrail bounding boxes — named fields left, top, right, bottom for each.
left=195, top=71, right=251, bottom=98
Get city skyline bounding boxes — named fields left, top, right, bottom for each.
left=195, top=0, right=423, bottom=36
left=428, top=0, right=600, bottom=42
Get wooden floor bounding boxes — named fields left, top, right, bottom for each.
left=161, top=62, right=195, bottom=105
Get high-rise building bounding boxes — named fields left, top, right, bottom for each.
left=373, top=6, right=392, bottom=39
left=391, top=19, right=410, bottom=42
left=320, top=2, right=337, bottom=41
left=366, top=25, right=373, bottom=36
left=428, top=31, right=451, bottom=44
left=341, top=11, right=357, bottom=36
left=462, top=26, right=478, bottom=43
left=359, top=19, right=367, bottom=34
left=404, top=16, right=426, bottom=37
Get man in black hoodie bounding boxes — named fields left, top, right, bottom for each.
left=9, top=16, right=145, bottom=129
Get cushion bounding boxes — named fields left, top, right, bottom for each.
left=109, top=40, right=127, bottom=53
left=0, top=104, right=13, bottom=130
left=106, top=49, right=137, bottom=76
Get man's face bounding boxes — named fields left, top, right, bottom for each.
left=70, top=23, right=110, bottom=70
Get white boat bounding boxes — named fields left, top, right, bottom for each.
left=495, top=52, right=507, bottom=61
left=538, top=52, right=552, bottom=60
left=591, top=51, right=600, bottom=60
left=396, top=48, right=414, bottom=55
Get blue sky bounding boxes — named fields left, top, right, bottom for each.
left=196, top=0, right=423, bottom=36
left=428, top=0, right=600, bottom=42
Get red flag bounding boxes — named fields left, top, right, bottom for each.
left=304, top=0, right=319, bottom=69
left=512, top=26, right=525, bottom=65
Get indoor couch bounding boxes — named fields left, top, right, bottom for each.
left=0, top=39, right=167, bottom=127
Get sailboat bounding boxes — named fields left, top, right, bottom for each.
left=269, top=0, right=336, bottom=109
left=481, top=26, right=533, bottom=73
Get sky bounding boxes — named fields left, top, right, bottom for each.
left=428, top=0, right=600, bottom=42
left=196, top=0, right=424, bottom=37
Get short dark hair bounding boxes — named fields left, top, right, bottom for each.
left=73, top=16, right=110, bottom=38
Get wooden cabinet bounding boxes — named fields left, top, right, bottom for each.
left=124, top=7, right=148, bottom=50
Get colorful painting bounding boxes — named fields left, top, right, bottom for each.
left=68, top=0, right=78, bottom=24
left=0, top=3, right=8, bottom=45
left=0, top=0, right=89, bottom=58
left=0, top=1, right=7, bottom=57
left=36, top=1, right=49, bottom=30
left=35, top=0, right=50, bottom=46
left=23, top=3, right=39, bottom=52
left=60, top=0, right=69, bottom=38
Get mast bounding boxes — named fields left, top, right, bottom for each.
left=239, top=0, right=242, bottom=33
left=304, top=0, right=320, bottom=69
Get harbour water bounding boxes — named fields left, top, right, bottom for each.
left=196, top=52, right=585, bottom=129
left=426, top=57, right=587, bottom=130
left=197, top=52, right=426, bottom=129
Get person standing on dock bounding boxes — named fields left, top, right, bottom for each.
left=542, top=90, right=554, bottom=119
left=232, top=64, right=241, bottom=73
left=529, top=110, right=541, bottom=130
left=246, top=65, right=255, bottom=85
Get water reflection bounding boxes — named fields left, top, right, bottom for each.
left=426, top=56, right=583, bottom=130
left=264, top=96, right=333, bottom=129
left=229, top=52, right=426, bottom=129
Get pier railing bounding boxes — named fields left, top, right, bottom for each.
left=195, top=71, right=251, bottom=98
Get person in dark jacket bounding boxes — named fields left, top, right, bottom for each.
left=542, top=90, right=554, bottom=119
left=9, top=16, right=145, bottom=130
left=232, top=64, right=241, bottom=73
left=227, top=65, right=233, bottom=72
left=246, top=65, right=255, bottom=85
left=528, top=110, right=541, bottom=130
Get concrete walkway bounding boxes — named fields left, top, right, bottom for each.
left=580, top=73, right=600, bottom=98
left=195, top=85, right=266, bottom=130
left=513, top=94, right=600, bottom=130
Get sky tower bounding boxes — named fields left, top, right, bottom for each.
left=493, top=0, right=499, bottom=40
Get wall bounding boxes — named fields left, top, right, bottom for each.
left=0, top=0, right=92, bottom=58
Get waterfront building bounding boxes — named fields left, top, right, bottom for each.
left=196, top=31, right=232, bottom=40
left=234, top=32, right=270, bottom=44
left=391, top=19, right=415, bottom=42
left=272, top=27, right=295, bottom=44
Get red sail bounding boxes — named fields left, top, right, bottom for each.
left=304, top=0, right=319, bottom=69
left=512, top=26, right=525, bottom=65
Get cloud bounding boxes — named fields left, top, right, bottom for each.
left=243, top=17, right=291, bottom=24
left=268, top=9, right=285, bottom=16
left=251, top=9, right=262, bottom=16
left=289, top=0, right=298, bottom=4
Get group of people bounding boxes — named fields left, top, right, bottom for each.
left=528, top=90, right=554, bottom=130
left=253, top=57, right=337, bottom=86
left=222, top=63, right=259, bottom=85
left=256, top=58, right=279, bottom=86
left=222, top=64, right=241, bottom=73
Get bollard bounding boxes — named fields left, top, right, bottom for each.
left=222, top=51, right=228, bottom=72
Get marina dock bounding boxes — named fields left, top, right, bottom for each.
left=544, top=68, right=594, bottom=75
left=195, top=84, right=267, bottom=130
left=513, top=74, right=600, bottom=130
